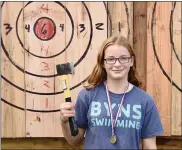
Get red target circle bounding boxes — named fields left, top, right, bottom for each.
left=34, top=17, right=56, bottom=41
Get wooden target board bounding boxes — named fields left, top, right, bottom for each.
left=1, top=2, right=181, bottom=138
left=147, top=2, right=181, bottom=136
left=1, top=2, right=133, bottom=137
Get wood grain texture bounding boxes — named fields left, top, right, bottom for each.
left=171, top=2, right=182, bottom=136
left=147, top=2, right=172, bottom=136
left=1, top=2, right=25, bottom=137
left=108, top=2, right=133, bottom=45
left=24, top=2, right=65, bottom=137
left=133, top=2, right=147, bottom=90
left=2, top=137, right=182, bottom=149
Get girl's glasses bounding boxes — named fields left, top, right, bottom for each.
left=104, top=56, right=131, bottom=64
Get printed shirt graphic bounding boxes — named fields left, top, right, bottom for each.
left=74, top=82, right=164, bottom=149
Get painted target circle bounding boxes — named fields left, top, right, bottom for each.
left=16, top=1, right=74, bottom=59
left=1, top=2, right=96, bottom=112
left=1, top=2, right=131, bottom=113
left=33, top=17, right=56, bottom=41
left=170, top=2, right=182, bottom=65
left=2, top=2, right=93, bottom=78
left=152, top=2, right=182, bottom=92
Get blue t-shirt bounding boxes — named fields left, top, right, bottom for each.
left=74, top=82, right=164, bottom=149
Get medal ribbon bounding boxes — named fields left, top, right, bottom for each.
left=105, top=81, right=129, bottom=137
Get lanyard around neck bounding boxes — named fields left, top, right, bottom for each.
left=105, top=81, right=129, bottom=136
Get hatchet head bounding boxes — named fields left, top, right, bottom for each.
left=56, top=62, right=75, bottom=75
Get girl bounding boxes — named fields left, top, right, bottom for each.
left=60, top=34, right=164, bottom=149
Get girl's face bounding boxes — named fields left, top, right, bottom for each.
left=103, top=45, right=133, bottom=81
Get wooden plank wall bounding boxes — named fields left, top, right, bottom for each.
left=171, top=2, right=181, bottom=136
left=107, top=2, right=133, bottom=45
left=1, top=1, right=107, bottom=137
left=133, top=2, right=147, bottom=91
left=147, top=2, right=182, bottom=136
left=147, top=2, right=172, bottom=136
left=1, top=2, right=25, bottom=137
left=1, top=1, right=182, bottom=149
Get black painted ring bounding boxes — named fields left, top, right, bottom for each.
left=1, top=2, right=131, bottom=112
left=152, top=2, right=182, bottom=92
left=16, top=1, right=74, bottom=59
left=124, top=2, right=130, bottom=40
left=1, top=2, right=93, bottom=78
left=1, top=2, right=93, bottom=112
left=170, top=2, right=182, bottom=65
left=1, top=76, right=87, bottom=113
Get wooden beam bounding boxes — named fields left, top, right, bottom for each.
left=2, top=137, right=181, bottom=149
left=1, top=2, right=25, bottom=138
left=133, top=2, right=147, bottom=90
left=171, top=1, right=182, bottom=136
left=146, top=2, right=172, bottom=136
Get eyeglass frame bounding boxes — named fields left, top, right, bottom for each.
left=104, top=56, right=132, bottom=64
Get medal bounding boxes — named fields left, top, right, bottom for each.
left=105, top=81, right=129, bottom=144
left=110, top=135, right=117, bottom=144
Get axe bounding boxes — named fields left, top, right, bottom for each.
left=56, top=62, right=78, bottom=136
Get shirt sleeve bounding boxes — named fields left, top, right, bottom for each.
left=141, top=98, right=164, bottom=139
left=74, top=89, right=89, bottom=129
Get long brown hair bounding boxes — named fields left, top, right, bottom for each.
left=84, top=34, right=142, bottom=90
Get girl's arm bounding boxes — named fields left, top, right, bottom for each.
left=142, top=137, right=157, bottom=149
left=61, top=122, right=85, bottom=147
